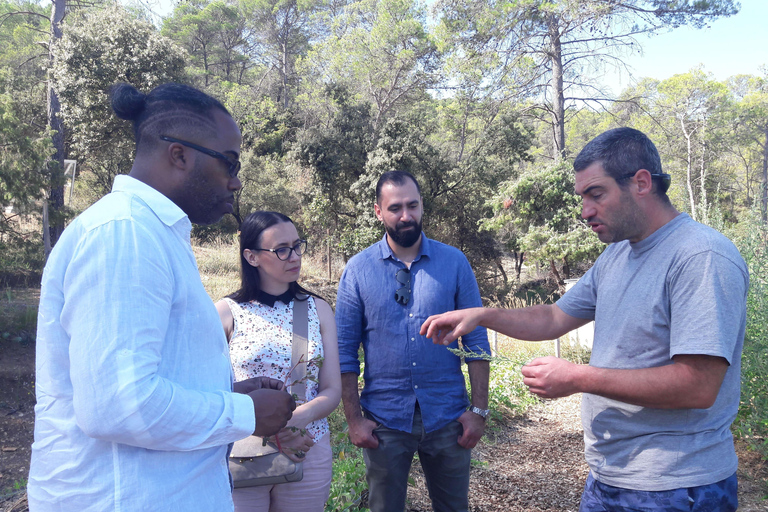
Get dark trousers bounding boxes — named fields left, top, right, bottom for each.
left=363, top=406, right=471, bottom=512
left=579, top=471, right=738, bottom=512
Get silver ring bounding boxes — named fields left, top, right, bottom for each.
left=296, top=450, right=306, bottom=458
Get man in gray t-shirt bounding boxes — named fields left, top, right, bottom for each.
left=420, top=127, right=748, bottom=511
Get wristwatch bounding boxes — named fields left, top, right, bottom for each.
left=469, top=406, right=490, bottom=420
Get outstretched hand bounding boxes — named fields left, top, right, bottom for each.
left=521, top=356, right=581, bottom=399
left=420, top=308, right=484, bottom=346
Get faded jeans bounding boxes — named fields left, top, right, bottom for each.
left=363, top=405, right=471, bottom=512
left=579, top=471, right=738, bottom=512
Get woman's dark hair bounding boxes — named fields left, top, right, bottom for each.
left=228, top=211, right=318, bottom=303
left=110, top=82, right=230, bottom=153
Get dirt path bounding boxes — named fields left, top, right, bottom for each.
left=407, top=394, right=767, bottom=511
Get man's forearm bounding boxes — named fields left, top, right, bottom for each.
left=524, top=354, right=729, bottom=409
left=466, top=360, right=489, bottom=410
left=478, top=305, right=586, bottom=341
left=341, top=372, right=364, bottom=422
left=577, top=355, right=729, bottom=409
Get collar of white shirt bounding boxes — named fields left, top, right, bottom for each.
left=113, top=174, right=187, bottom=228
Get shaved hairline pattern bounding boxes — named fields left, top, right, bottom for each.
left=137, top=109, right=222, bottom=153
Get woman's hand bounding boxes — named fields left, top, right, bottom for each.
left=274, top=426, right=315, bottom=462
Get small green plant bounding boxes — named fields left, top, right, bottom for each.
left=0, top=478, right=27, bottom=499
left=325, top=407, right=369, bottom=512
left=327, top=451, right=369, bottom=512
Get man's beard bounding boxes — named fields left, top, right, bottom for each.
left=385, top=219, right=422, bottom=248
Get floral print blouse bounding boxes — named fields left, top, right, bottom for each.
left=225, top=296, right=329, bottom=442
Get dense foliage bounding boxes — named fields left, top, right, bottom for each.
left=1, top=0, right=754, bottom=286
left=731, top=210, right=768, bottom=464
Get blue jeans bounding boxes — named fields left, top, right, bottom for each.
left=579, top=471, right=738, bottom=512
left=363, top=406, right=471, bottom=512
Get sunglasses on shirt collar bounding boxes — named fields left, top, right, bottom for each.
left=395, top=268, right=411, bottom=305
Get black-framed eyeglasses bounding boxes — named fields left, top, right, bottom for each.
left=253, top=240, right=308, bottom=261
left=395, top=268, right=411, bottom=306
left=617, top=170, right=672, bottom=193
left=160, top=135, right=241, bottom=179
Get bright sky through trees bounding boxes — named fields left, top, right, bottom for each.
left=135, top=0, right=766, bottom=96
left=604, top=0, right=767, bottom=92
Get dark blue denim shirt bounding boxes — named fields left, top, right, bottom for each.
left=335, top=234, right=490, bottom=433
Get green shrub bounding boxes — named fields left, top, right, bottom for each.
left=0, top=239, right=44, bottom=288
left=732, top=211, right=768, bottom=463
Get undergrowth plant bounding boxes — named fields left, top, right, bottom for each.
left=1, top=288, right=37, bottom=344
left=325, top=407, right=369, bottom=512
left=731, top=210, right=768, bottom=466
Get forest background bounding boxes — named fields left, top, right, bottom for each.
left=1, top=0, right=767, bottom=484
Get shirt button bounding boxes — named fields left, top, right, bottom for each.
left=412, top=362, right=416, bottom=366
left=409, top=313, right=413, bottom=318
left=414, top=385, right=419, bottom=389
left=411, top=337, right=415, bottom=341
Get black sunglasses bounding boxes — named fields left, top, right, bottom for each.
left=617, top=170, right=672, bottom=193
left=160, top=135, right=241, bottom=179
left=253, top=240, right=308, bottom=261
left=395, top=268, right=411, bottom=306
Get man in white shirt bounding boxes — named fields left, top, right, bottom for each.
left=28, top=82, right=295, bottom=511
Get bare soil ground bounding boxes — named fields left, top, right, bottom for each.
left=1, top=288, right=766, bottom=511
left=406, top=395, right=768, bottom=511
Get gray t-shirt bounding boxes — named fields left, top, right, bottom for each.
left=557, top=213, right=748, bottom=491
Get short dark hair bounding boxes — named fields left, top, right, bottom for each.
left=375, top=171, right=421, bottom=203
left=110, top=82, right=230, bottom=153
left=574, top=127, right=668, bottom=197
left=228, top=211, right=317, bottom=304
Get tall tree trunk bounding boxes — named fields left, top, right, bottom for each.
left=281, top=41, right=289, bottom=110
left=549, top=259, right=562, bottom=286
left=46, top=0, right=66, bottom=255
left=548, top=14, right=566, bottom=160
left=762, top=127, right=768, bottom=223
left=681, top=118, right=697, bottom=221
left=700, top=142, right=707, bottom=219
left=494, top=258, right=508, bottom=286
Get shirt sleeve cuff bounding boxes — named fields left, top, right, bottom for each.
left=338, top=362, right=361, bottom=375
left=231, top=391, right=256, bottom=440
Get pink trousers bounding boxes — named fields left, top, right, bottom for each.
left=233, top=434, right=332, bottom=512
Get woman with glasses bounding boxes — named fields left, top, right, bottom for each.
left=215, top=211, right=341, bottom=512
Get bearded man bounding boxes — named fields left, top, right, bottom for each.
left=335, top=170, right=490, bottom=512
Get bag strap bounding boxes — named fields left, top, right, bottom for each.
left=290, top=296, right=309, bottom=400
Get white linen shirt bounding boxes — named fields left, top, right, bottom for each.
left=28, top=175, right=256, bottom=511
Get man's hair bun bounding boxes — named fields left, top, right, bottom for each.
left=110, top=82, right=147, bottom=121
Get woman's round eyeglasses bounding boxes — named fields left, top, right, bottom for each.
left=253, top=240, right=308, bottom=261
